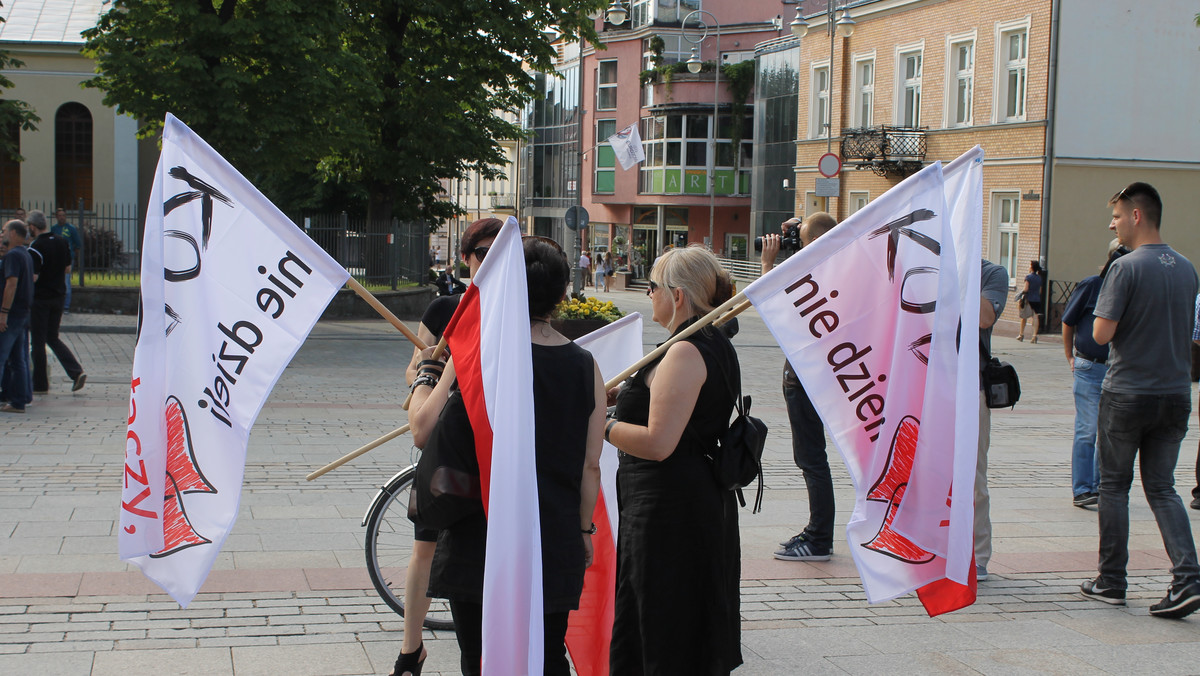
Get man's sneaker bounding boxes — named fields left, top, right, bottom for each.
left=1149, top=581, right=1200, bottom=619
left=779, top=532, right=808, bottom=549
left=72, top=374, right=87, bottom=392
left=1190, top=496, right=1200, bottom=510
left=774, top=540, right=831, bottom=562
left=1080, top=578, right=1126, bottom=605
left=976, top=566, right=988, bottom=582
left=1073, top=492, right=1098, bottom=508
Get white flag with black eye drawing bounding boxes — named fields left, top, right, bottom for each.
left=119, top=114, right=349, bottom=606
left=607, top=123, right=646, bottom=171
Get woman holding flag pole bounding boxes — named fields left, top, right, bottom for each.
left=405, top=234, right=607, bottom=676
left=605, top=245, right=743, bottom=674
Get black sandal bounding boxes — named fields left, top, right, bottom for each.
left=390, top=643, right=426, bottom=676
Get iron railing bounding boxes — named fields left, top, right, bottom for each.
left=840, top=126, right=927, bottom=178
left=489, top=194, right=517, bottom=210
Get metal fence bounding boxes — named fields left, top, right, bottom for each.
left=4, top=202, right=430, bottom=291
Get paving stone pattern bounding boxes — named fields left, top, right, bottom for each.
left=2, top=294, right=1200, bottom=674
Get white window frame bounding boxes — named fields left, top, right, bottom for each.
left=943, top=32, right=976, bottom=128
left=809, top=61, right=831, bottom=139
left=993, top=17, right=1031, bottom=123
left=990, top=191, right=1021, bottom=283
left=894, top=42, right=924, bottom=128
left=851, top=53, right=876, bottom=128
left=849, top=191, right=869, bottom=215
left=597, top=59, right=618, bottom=111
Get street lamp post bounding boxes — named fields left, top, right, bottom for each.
left=683, top=10, right=721, bottom=252
left=791, top=2, right=855, bottom=208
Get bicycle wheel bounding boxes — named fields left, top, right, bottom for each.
left=364, top=466, right=456, bottom=630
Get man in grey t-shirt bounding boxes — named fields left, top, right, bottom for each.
left=975, top=259, right=1008, bottom=581
left=1080, top=182, right=1200, bottom=618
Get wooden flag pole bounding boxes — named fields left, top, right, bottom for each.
left=714, top=298, right=753, bottom=328
left=604, top=291, right=748, bottom=390
left=306, top=424, right=411, bottom=481
left=346, top=277, right=428, bottom=350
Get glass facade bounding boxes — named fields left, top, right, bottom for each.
left=522, top=66, right=581, bottom=243
left=638, top=112, right=751, bottom=196
left=750, top=40, right=801, bottom=252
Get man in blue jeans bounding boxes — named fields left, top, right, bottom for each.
left=52, top=208, right=82, bottom=313
left=1061, top=240, right=1127, bottom=508
left=1081, top=182, right=1200, bottom=618
left=0, top=220, right=34, bottom=413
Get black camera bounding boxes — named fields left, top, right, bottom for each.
left=753, top=227, right=802, bottom=253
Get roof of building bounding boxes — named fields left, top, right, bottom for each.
left=0, top=0, right=106, bottom=45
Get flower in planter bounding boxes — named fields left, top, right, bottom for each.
left=555, top=296, right=624, bottom=323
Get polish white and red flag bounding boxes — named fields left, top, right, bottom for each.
left=568, top=312, right=645, bottom=676
left=442, top=216, right=545, bottom=675
left=743, top=146, right=985, bottom=615
left=119, top=114, right=349, bottom=606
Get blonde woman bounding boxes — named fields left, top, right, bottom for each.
left=605, top=245, right=742, bottom=674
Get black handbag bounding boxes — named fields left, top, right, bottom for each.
left=408, top=391, right=484, bottom=530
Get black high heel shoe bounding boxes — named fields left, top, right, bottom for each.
left=390, top=643, right=426, bottom=676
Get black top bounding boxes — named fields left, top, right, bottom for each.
left=1, top=246, right=34, bottom=319
left=429, top=341, right=596, bottom=612
left=30, top=233, right=71, bottom=301
left=422, top=295, right=460, bottom=340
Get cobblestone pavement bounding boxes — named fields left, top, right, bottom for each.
left=3, top=293, right=1200, bottom=675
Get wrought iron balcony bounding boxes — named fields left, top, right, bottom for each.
left=840, top=126, right=927, bottom=179
left=490, top=193, right=516, bottom=210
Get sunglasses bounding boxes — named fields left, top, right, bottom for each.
left=467, top=245, right=490, bottom=261
left=646, top=280, right=663, bottom=296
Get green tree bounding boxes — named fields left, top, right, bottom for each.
left=0, top=1, right=41, bottom=160
left=82, top=0, right=368, bottom=209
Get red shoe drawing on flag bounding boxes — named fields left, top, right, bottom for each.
left=150, top=396, right=216, bottom=558
left=861, top=415, right=934, bottom=563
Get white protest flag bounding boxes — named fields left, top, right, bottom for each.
left=743, top=146, right=984, bottom=614
left=607, top=123, right=646, bottom=171
left=568, top=312, right=644, bottom=676
left=442, top=217, right=543, bottom=675
left=119, top=114, right=349, bottom=606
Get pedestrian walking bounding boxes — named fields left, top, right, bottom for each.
left=1080, top=182, right=1200, bottom=619
left=1017, top=260, right=1043, bottom=342
left=0, top=220, right=34, bottom=413
left=26, top=211, right=86, bottom=394
left=51, top=208, right=82, bottom=313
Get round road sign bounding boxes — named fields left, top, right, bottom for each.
left=818, top=153, right=842, bottom=178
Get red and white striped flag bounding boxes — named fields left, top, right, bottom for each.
left=442, top=217, right=544, bottom=675
left=119, top=114, right=349, bottom=606
left=744, top=146, right=984, bottom=615
left=568, top=313, right=645, bottom=676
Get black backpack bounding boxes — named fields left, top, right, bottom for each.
left=705, top=336, right=767, bottom=513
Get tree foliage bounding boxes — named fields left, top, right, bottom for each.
left=0, top=2, right=41, bottom=160
left=83, top=0, right=607, bottom=227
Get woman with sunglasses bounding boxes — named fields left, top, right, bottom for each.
left=391, top=218, right=500, bottom=676
left=606, top=245, right=743, bottom=674
left=405, top=235, right=606, bottom=676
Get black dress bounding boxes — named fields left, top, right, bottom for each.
left=610, top=318, right=742, bottom=675
left=428, top=341, right=596, bottom=674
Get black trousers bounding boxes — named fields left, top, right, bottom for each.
left=447, top=598, right=570, bottom=676
left=30, top=297, right=82, bottom=392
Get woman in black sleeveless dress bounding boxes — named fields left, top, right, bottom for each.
left=605, top=245, right=742, bottom=674
left=406, top=236, right=607, bottom=676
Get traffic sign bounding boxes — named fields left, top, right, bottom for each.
left=565, top=205, right=589, bottom=232
left=818, top=153, right=842, bottom=178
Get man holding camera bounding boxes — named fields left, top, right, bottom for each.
left=761, top=213, right=837, bottom=561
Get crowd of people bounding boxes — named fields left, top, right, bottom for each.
left=0, top=209, right=88, bottom=413
left=391, top=180, right=1200, bottom=675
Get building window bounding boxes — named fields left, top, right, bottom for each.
left=0, top=120, right=19, bottom=210
left=993, top=193, right=1020, bottom=280
left=597, top=60, right=618, bottom=111
left=1000, top=29, right=1028, bottom=121
left=811, top=65, right=829, bottom=138
left=630, top=0, right=652, bottom=27
left=639, top=112, right=750, bottom=196
left=853, top=59, right=874, bottom=128
left=55, top=102, right=93, bottom=211
left=950, top=40, right=974, bottom=126
left=595, top=119, right=617, bottom=194
left=849, top=191, right=869, bottom=215
left=899, top=50, right=922, bottom=128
